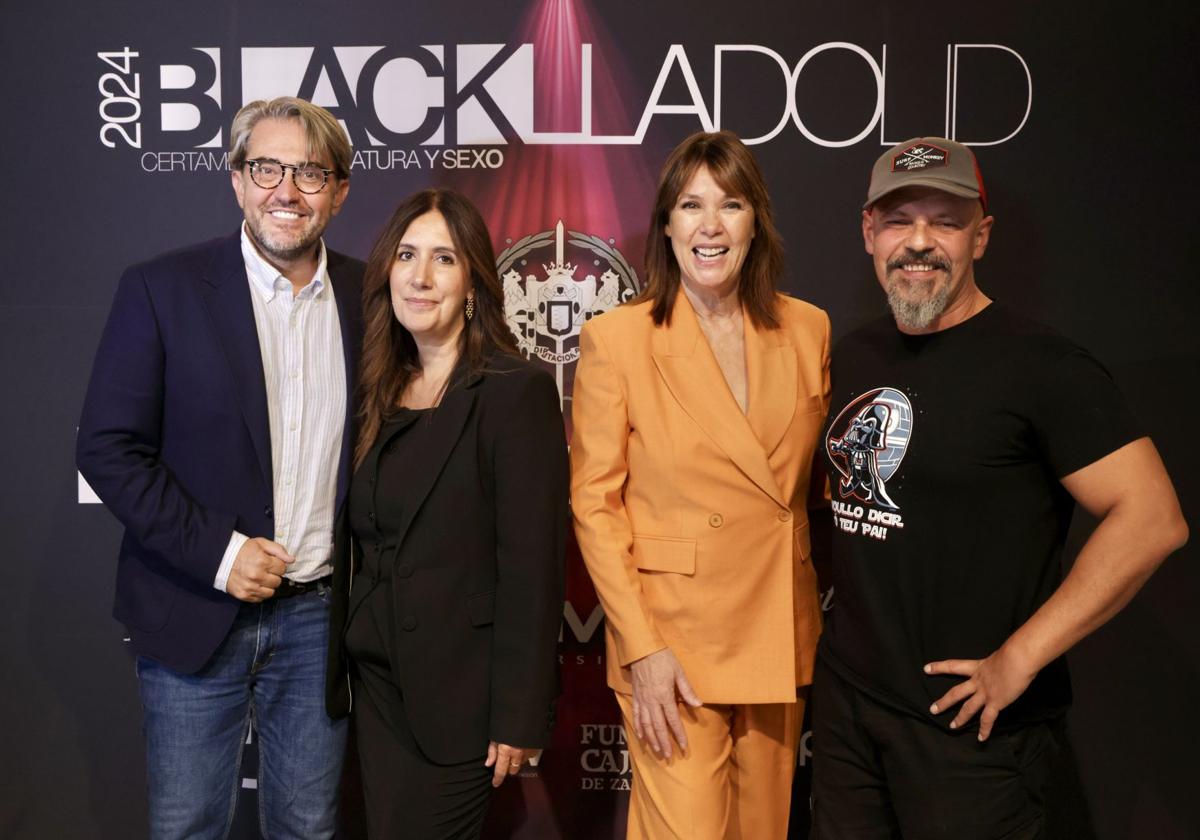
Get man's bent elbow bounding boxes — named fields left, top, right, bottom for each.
left=1164, top=511, right=1189, bottom=556
left=1141, top=501, right=1189, bottom=563
left=1136, top=456, right=1189, bottom=560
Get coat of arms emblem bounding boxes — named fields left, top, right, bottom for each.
left=497, top=220, right=640, bottom=403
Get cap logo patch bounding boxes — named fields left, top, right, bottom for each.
left=892, top=143, right=949, bottom=171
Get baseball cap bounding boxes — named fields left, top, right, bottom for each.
left=864, top=137, right=988, bottom=213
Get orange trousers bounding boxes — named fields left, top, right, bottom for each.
left=616, top=690, right=804, bottom=840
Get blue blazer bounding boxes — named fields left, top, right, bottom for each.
left=77, top=232, right=363, bottom=674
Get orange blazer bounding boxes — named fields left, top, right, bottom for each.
left=571, top=290, right=831, bottom=704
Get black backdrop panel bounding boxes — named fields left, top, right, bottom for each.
left=2, top=1, right=1196, bottom=837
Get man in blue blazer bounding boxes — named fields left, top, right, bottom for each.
left=77, top=97, right=363, bottom=840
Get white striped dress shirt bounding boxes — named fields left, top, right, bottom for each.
left=213, top=226, right=347, bottom=590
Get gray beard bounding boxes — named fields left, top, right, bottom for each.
left=246, top=216, right=319, bottom=264
left=886, top=275, right=951, bottom=331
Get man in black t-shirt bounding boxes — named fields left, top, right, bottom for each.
left=809, top=137, right=1188, bottom=840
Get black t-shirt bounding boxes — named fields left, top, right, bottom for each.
left=818, top=303, right=1142, bottom=728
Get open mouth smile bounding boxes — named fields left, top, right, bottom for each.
left=693, top=246, right=729, bottom=263
left=889, top=256, right=949, bottom=276
left=267, top=208, right=306, bottom=222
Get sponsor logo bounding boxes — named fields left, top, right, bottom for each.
left=561, top=601, right=605, bottom=645
left=579, top=724, right=632, bottom=791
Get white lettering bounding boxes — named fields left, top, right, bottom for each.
left=866, top=509, right=903, bottom=527
left=713, top=45, right=793, bottom=145
left=118, top=41, right=1032, bottom=158
left=580, top=723, right=625, bottom=746
left=580, top=748, right=631, bottom=773
left=951, top=44, right=1033, bottom=145
left=791, top=42, right=884, bottom=148
left=632, top=45, right=715, bottom=141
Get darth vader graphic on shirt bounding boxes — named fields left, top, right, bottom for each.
left=826, top=387, right=913, bottom=511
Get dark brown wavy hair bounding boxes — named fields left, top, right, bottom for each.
left=639, top=130, right=784, bottom=328
left=355, top=188, right=518, bottom=468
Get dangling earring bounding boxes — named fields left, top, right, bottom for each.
left=465, top=294, right=476, bottom=321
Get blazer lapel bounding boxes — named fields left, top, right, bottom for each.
left=328, top=252, right=361, bottom=515
left=198, top=234, right=273, bottom=492
left=745, top=314, right=797, bottom=459
left=651, top=293, right=786, bottom=507
left=389, top=377, right=479, bottom=554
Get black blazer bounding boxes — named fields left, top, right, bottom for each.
left=77, top=232, right=362, bottom=673
left=326, top=354, right=568, bottom=764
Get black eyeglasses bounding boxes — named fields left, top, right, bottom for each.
left=245, top=159, right=334, bottom=194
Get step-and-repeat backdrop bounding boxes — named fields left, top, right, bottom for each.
left=3, top=1, right=1196, bottom=837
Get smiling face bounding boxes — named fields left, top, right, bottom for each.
left=230, top=117, right=348, bottom=268
left=389, top=210, right=470, bottom=347
left=665, top=164, right=755, bottom=301
left=862, top=186, right=993, bottom=333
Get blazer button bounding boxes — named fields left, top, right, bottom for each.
left=401, top=615, right=418, bottom=631
left=396, top=563, right=413, bottom=579
left=777, top=509, right=792, bottom=523
left=708, top=513, right=724, bottom=528
left=264, top=506, right=273, bottom=517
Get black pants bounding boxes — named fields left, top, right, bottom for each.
left=347, top=577, right=493, bottom=839
left=810, top=658, right=1067, bottom=840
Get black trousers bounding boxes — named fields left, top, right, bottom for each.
left=810, top=658, right=1069, bottom=840
left=347, top=578, right=493, bottom=839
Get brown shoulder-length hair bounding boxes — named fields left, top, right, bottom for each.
left=638, top=130, right=784, bottom=328
left=355, top=188, right=518, bottom=467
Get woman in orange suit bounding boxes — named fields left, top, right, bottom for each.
left=570, top=131, right=830, bottom=840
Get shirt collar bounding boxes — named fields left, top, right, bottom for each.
left=240, top=223, right=329, bottom=302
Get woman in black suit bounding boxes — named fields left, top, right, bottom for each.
left=325, top=188, right=568, bottom=838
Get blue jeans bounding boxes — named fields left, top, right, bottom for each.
left=136, top=588, right=347, bottom=840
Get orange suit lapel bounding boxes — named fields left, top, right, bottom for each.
left=745, top=308, right=797, bottom=459
left=650, top=292, right=788, bottom=507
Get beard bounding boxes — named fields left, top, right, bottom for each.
left=244, top=207, right=323, bottom=265
left=885, top=272, right=952, bottom=331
